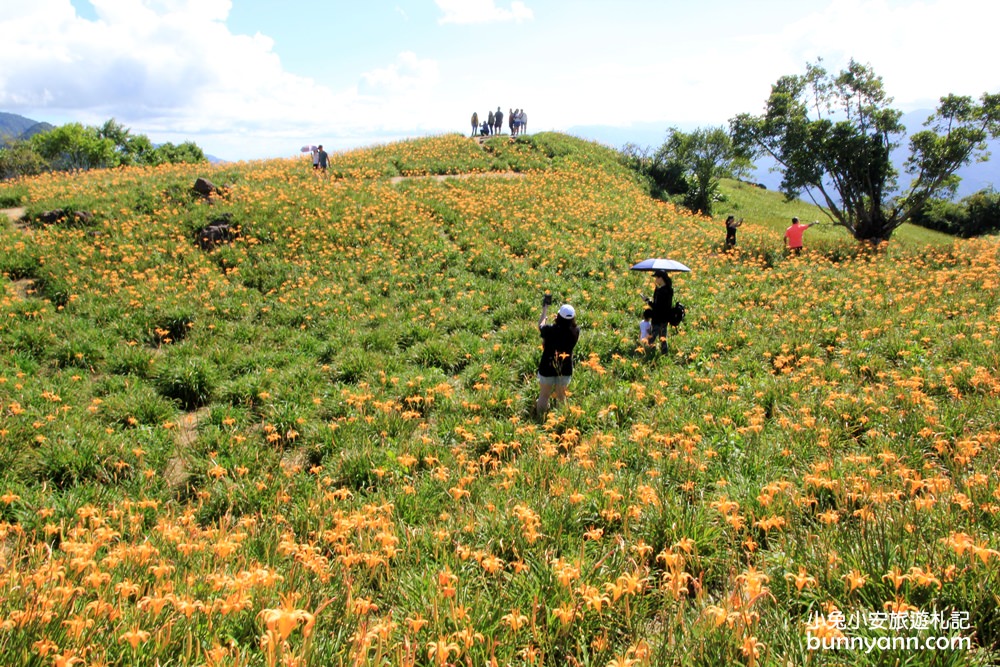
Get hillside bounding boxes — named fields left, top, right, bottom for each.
left=1, top=133, right=999, bottom=665
left=716, top=178, right=957, bottom=248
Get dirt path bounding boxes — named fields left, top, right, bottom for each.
left=10, top=279, right=36, bottom=300
left=2, top=207, right=25, bottom=223
left=388, top=171, right=524, bottom=185
left=165, top=407, right=211, bottom=490
left=2, top=208, right=31, bottom=235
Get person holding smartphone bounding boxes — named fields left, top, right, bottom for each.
left=536, top=294, right=580, bottom=416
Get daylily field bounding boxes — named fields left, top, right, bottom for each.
left=0, top=133, right=998, bottom=666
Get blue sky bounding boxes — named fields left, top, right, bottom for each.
left=1, top=0, right=998, bottom=161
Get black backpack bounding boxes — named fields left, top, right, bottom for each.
left=668, top=302, right=686, bottom=327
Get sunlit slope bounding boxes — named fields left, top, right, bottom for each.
left=718, top=178, right=956, bottom=248
left=0, top=132, right=998, bottom=666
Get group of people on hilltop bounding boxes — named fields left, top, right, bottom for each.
left=471, top=108, right=528, bottom=137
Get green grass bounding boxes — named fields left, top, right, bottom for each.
left=0, top=133, right=997, bottom=666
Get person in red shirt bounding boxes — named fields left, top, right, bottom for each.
left=784, top=217, right=815, bottom=254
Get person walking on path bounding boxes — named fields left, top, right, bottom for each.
left=784, top=217, right=815, bottom=255
left=724, top=215, right=743, bottom=250
left=493, top=107, right=504, bottom=135
left=471, top=112, right=479, bottom=137
left=642, top=270, right=673, bottom=354
left=316, top=145, right=330, bottom=173
left=310, top=146, right=319, bottom=169
left=536, top=297, right=580, bottom=416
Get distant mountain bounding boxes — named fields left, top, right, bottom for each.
left=20, top=121, right=56, bottom=140
left=0, top=112, right=53, bottom=141
left=566, top=121, right=695, bottom=152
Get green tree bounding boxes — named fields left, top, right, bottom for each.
left=30, top=123, right=116, bottom=171
left=152, top=141, right=206, bottom=165
left=654, top=126, right=742, bottom=216
left=0, top=140, right=47, bottom=180
left=731, top=59, right=1000, bottom=242
left=28, top=120, right=206, bottom=172
left=619, top=142, right=688, bottom=199
left=98, top=118, right=157, bottom=166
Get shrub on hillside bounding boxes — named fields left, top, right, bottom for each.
left=154, top=356, right=217, bottom=410
left=911, top=188, right=1000, bottom=237
left=0, top=184, right=28, bottom=207
left=619, top=143, right=689, bottom=199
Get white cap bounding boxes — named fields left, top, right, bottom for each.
left=558, top=304, right=575, bottom=319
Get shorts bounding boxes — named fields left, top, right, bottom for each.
left=538, top=373, right=572, bottom=387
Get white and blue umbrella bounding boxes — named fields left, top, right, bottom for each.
left=630, top=258, right=691, bottom=273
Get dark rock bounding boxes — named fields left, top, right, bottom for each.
left=34, top=209, right=94, bottom=227
left=194, top=221, right=236, bottom=250
left=38, top=208, right=67, bottom=224
left=192, top=177, right=218, bottom=198
left=71, top=210, right=93, bottom=226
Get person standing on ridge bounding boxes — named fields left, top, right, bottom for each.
left=471, top=111, right=479, bottom=137
left=487, top=109, right=495, bottom=135
left=494, top=107, right=504, bottom=135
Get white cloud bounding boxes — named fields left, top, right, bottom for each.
left=771, top=0, right=1000, bottom=107
left=435, top=0, right=533, bottom=25
left=360, top=52, right=440, bottom=95
left=1, top=0, right=995, bottom=160
left=0, top=0, right=448, bottom=159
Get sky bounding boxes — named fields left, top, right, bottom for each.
left=1, top=0, right=998, bottom=161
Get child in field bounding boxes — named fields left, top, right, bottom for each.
left=639, top=308, right=653, bottom=346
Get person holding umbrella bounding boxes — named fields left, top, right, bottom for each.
left=643, top=270, right=673, bottom=353
left=536, top=294, right=580, bottom=417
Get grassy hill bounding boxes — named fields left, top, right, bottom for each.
left=717, top=178, right=956, bottom=249
left=1, top=133, right=999, bottom=666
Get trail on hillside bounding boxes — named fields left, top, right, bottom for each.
left=1, top=207, right=25, bottom=223
left=388, top=171, right=524, bottom=185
